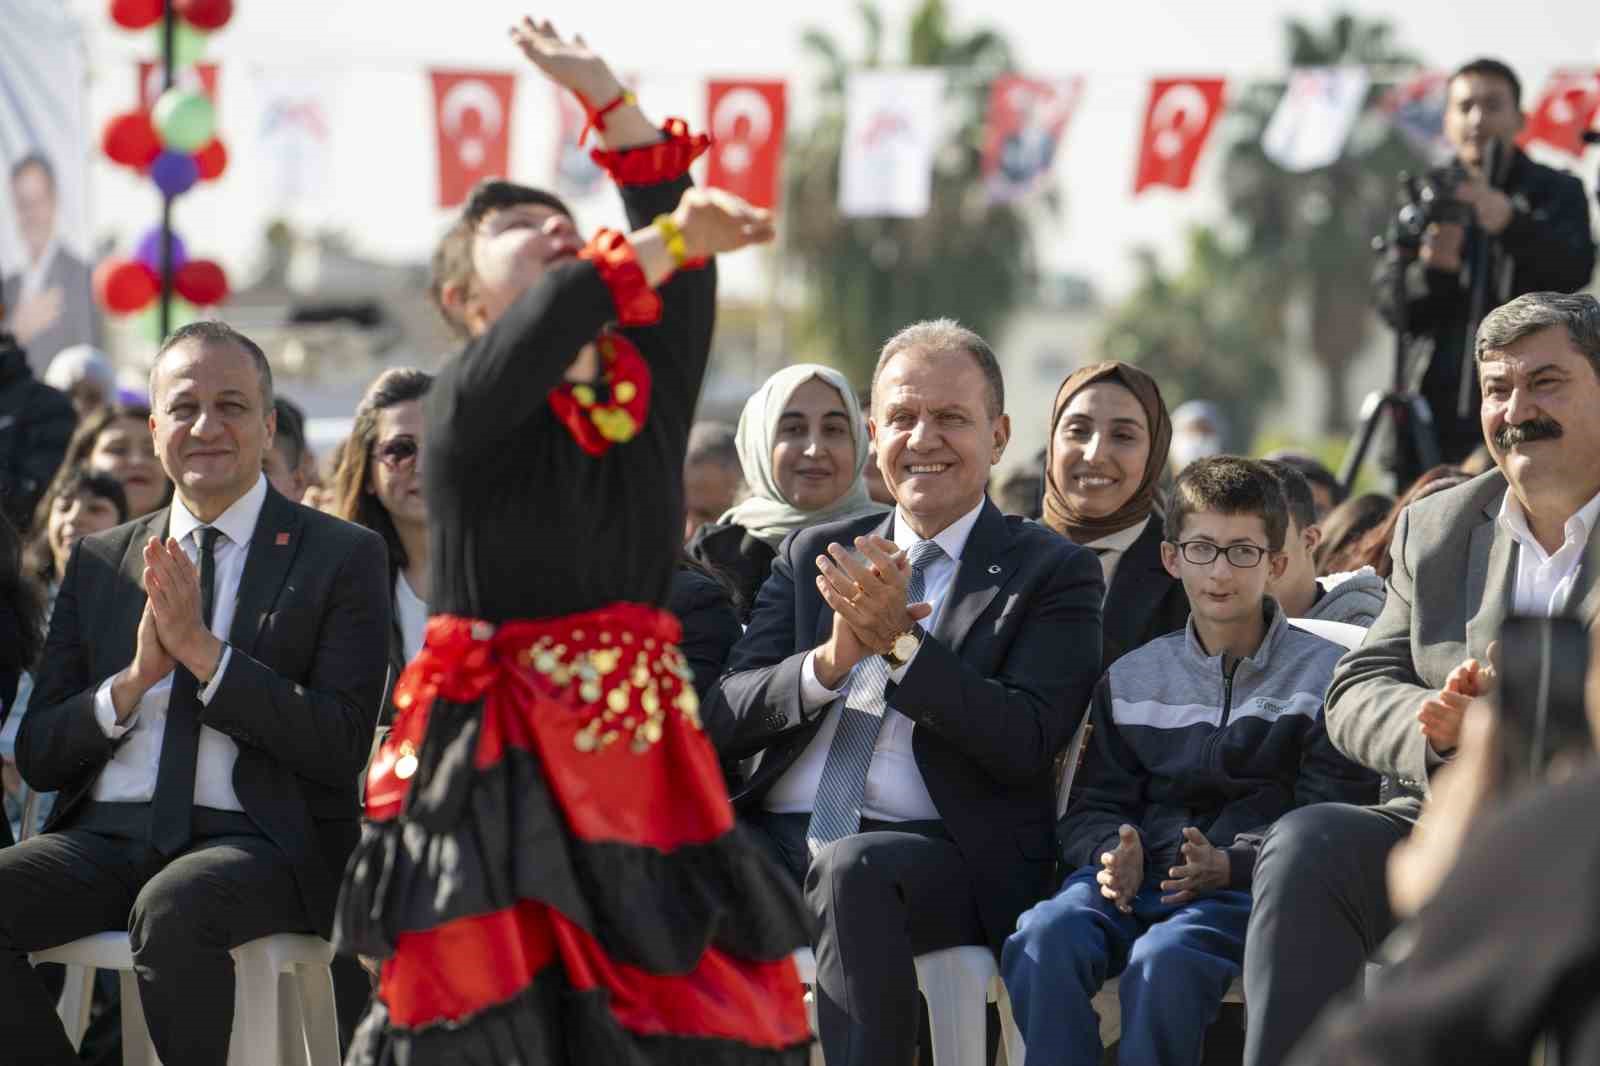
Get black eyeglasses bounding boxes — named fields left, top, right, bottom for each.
left=374, top=436, right=419, bottom=470
left=1170, top=540, right=1268, bottom=568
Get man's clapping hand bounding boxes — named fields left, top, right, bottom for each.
left=812, top=536, right=932, bottom=687
left=1419, top=645, right=1498, bottom=755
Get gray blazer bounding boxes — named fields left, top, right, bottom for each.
left=1325, top=470, right=1600, bottom=817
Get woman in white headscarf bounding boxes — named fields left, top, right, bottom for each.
left=688, top=363, right=887, bottom=621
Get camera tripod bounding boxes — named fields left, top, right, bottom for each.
left=1338, top=231, right=1441, bottom=495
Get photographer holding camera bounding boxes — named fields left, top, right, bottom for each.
left=1374, top=58, right=1595, bottom=474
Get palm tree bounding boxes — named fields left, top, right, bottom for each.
left=784, top=0, right=1035, bottom=383
left=1102, top=226, right=1286, bottom=449
left=1220, top=13, right=1423, bottom=432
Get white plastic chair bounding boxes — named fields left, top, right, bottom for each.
left=792, top=945, right=1025, bottom=1066
left=30, top=930, right=341, bottom=1066
left=1286, top=617, right=1369, bottom=650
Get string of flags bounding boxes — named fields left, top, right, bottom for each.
left=122, top=60, right=1600, bottom=220
left=429, top=65, right=1597, bottom=215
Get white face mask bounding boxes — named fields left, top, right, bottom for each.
left=1170, top=433, right=1221, bottom=471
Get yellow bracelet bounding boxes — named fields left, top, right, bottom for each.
left=653, top=214, right=688, bottom=269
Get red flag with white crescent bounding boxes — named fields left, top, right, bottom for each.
left=705, top=80, right=786, bottom=209
left=1133, top=78, right=1226, bottom=194
left=430, top=70, right=517, bottom=208
left=1517, top=69, right=1600, bottom=159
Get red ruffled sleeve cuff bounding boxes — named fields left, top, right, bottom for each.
left=578, top=229, right=662, bottom=327
left=589, top=118, right=711, bottom=186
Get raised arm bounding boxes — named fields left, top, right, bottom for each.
left=509, top=19, right=768, bottom=415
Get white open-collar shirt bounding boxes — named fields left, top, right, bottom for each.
left=90, top=475, right=269, bottom=809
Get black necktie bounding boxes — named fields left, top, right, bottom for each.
left=150, top=526, right=219, bottom=855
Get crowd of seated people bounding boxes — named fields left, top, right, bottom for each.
left=0, top=53, right=1597, bottom=1066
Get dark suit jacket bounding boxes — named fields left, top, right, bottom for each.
left=670, top=564, right=742, bottom=706
left=1325, top=470, right=1600, bottom=818
left=1099, top=514, right=1189, bottom=675
left=687, top=521, right=778, bottom=624
left=705, top=498, right=1105, bottom=955
left=16, top=486, right=391, bottom=936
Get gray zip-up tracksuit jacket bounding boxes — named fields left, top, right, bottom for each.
left=1059, top=599, right=1380, bottom=890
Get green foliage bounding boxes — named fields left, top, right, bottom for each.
left=1097, top=12, right=1426, bottom=444
left=785, top=0, right=1035, bottom=382
left=1101, top=227, right=1285, bottom=448
left=1219, top=13, right=1424, bottom=432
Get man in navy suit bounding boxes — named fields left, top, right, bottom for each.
left=706, top=319, right=1105, bottom=1066
left=1, top=321, right=390, bottom=1065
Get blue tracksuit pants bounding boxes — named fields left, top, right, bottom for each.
left=1001, top=866, right=1251, bottom=1066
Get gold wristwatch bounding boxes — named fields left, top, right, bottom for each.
left=883, top=628, right=923, bottom=669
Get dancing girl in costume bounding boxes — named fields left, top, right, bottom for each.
left=337, top=18, right=812, bottom=1064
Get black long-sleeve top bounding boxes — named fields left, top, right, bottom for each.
left=423, top=169, right=715, bottom=622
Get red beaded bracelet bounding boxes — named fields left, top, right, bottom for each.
left=575, top=88, right=637, bottom=146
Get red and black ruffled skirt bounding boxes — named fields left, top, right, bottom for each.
left=336, top=605, right=813, bottom=1065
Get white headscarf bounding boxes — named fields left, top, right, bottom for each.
left=719, top=363, right=887, bottom=548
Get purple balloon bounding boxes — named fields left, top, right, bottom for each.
left=150, top=150, right=199, bottom=198
left=134, top=225, right=188, bottom=272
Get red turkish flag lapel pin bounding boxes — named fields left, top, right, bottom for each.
left=276, top=532, right=290, bottom=546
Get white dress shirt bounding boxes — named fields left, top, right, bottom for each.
left=90, top=475, right=269, bottom=810
left=764, top=498, right=986, bottom=822
left=1498, top=487, right=1600, bottom=617
left=1084, top=516, right=1150, bottom=592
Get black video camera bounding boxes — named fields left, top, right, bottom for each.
left=1391, top=161, right=1474, bottom=253
left=1495, top=614, right=1593, bottom=788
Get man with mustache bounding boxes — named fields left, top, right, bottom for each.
left=1241, top=291, right=1600, bottom=1066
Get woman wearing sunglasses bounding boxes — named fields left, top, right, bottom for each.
left=330, top=368, right=434, bottom=724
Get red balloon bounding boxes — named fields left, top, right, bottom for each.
left=102, top=111, right=161, bottom=169
left=94, top=258, right=160, bottom=314
left=194, top=138, right=228, bottom=180
left=174, top=259, right=229, bottom=306
left=110, top=0, right=165, bottom=30
left=174, top=0, right=232, bottom=30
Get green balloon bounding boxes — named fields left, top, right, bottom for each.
left=153, top=88, right=215, bottom=153
left=152, top=21, right=212, bottom=70
left=137, top=298, right=199, bottom=345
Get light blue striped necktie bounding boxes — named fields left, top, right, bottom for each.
left=806, top=539, right=946, bottom=858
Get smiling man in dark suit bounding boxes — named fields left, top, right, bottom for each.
left=706, top=319, right=1105, bottom=1066
left=0, top=321, right=390, bottom=1066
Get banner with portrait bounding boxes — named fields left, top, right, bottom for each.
left=0, top=1, right=99, bottom=375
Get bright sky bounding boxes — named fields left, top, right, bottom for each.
left=54, top=0, right=1600, bottom=301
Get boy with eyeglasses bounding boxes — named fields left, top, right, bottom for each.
left=1000, top=456, right=1378, bottom=1066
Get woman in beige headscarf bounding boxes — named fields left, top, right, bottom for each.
left=1043, top=361, right=1189, bottom=673
left=689, top=363, right=886, bottom=620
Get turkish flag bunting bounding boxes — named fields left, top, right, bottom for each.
left=137, top=62, right=219, bottom=111
left=430, top=70, right=517, bottom=208
left=1133, top=78, right=1227, bottom=194
left=705, top=80, right=786, bottom=209
left=1517, top=69, right=1600, bottom=159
